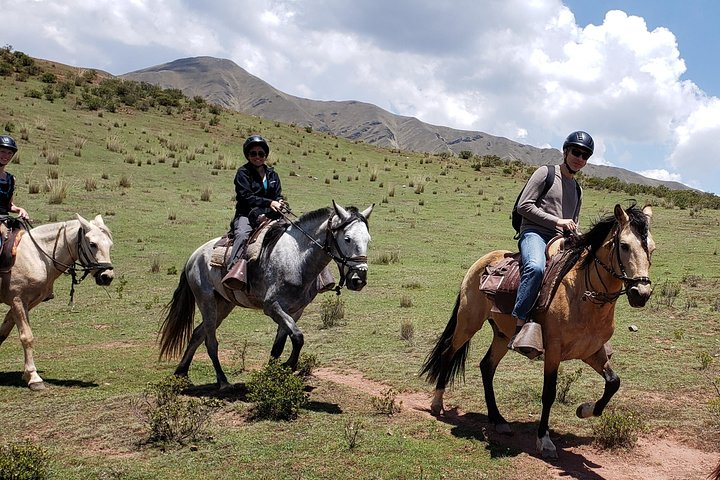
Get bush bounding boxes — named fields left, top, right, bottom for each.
left=132, top=375, right=217, bottom=447
left=372, top=388, right=402, bottom=416
left=296, top=352, right=319, bottom=378
left=320, top=296, right=345, bottom=328
left=0, top=440, right=49, bottom=480
left=247, top=360, right=307, bottom=421
left=592, top=407, right=646, bottom=449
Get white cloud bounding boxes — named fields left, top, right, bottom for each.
left=3, top=0, right=719, bottom=193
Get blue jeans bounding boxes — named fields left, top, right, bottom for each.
left=512, top=229, right=554, bottom=322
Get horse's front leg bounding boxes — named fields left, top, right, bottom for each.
left=265, top=301, right=303, bottom=371
left=537, top=363, right=559, bottom=458
left=577, top=346, right=620, bottom=419
left=10, top=298, right=44, bottom=390
left=270, top=325, right=288, bottom=359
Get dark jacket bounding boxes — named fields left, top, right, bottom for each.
left=0, top=172, right=15, bottom=215
left=233, top=162, right=283, bottom=217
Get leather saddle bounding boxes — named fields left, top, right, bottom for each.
left=479, top=235, right=569, bottom=315
left=0, top=219, right=26, bottom=274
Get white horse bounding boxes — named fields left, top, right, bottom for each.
left=159, top=201, right=373, bottom=389
left=0, top=214, right=115, bottom=390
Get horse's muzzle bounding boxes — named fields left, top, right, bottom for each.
left=345, top=268, right=367, bottom=291
left=95, top=268, right=115, bottom=286
left=627, top=280, right=652, bottom=307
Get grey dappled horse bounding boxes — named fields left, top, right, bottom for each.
left=0, top=215, right=114, bottom=390
left=159, top=201, right=373, bottom=389
left=421, top=204, right=654, bottom=458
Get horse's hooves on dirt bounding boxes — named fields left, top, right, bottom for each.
left=28, top=381, right=46, bottom=391
left=495, top=423, right=512, bottom=435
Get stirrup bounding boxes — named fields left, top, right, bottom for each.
left=508, top=321, right=544, bottom=359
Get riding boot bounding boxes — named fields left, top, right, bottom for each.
left=316, top=266, right=336, bottom=293
left=508, top=321, right=544, bottom=359
left=222, top=258, right=248, bottom=291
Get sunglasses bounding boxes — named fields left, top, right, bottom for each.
left=570, top=148, right=591, bottom=160
left=248, top=150, right=267, bottom=158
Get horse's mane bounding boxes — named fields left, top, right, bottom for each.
left=261, top=207, right=333, bottom=250
left=557, top=204, right=650, bottom=279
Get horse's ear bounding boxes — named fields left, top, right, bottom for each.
left=614, top=204, right=629, bottom=226
left=361, top=204, right=374, bottom=220
left=93, top=214, right=105, bottom=226
left=642, top=204, right=653, bottom=222
left=76, top=214, right=91, bottom=230
left=332, top=200, right=350, bottom=222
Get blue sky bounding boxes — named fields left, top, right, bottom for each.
left=4, top=0, right=720, bottom=194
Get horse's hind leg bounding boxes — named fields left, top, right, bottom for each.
left=479, top=320, right=512, bottom=433
left=9, top=298, right=44, bottom=390
left=0, top=312, right=14, bottom=346
left=176, top=294, right=235, bottom=389
left=577, top=346, right=619, bottom=419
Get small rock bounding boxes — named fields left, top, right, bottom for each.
left=628, top=324, right=638, bottom=332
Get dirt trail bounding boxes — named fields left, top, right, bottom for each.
left=313, top=367, right=719, bottom=480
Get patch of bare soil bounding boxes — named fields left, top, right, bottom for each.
left=312, top=367, right=719, bottom=480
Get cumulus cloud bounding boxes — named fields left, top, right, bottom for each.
left=3, top=0, right=719, bottom=193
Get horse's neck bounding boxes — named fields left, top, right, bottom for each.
left=287, top=215, right=332, bottom=270
left=30, top=220, right=80, bottom=269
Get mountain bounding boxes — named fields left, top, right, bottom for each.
left=122, top=56, right=689, bottom=190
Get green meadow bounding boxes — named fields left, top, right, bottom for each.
left=0, top=59, right=718, bottom=479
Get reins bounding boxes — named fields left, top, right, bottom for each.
left=20, top=219, right=112, bottom=305
left=280, top=207, right=368, bottom=295
left=583, top=224, right=651, bottom=304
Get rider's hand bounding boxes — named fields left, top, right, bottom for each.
left=557, top=218, right=577, bottom=232
left=270, top=200, right=284, bottom=212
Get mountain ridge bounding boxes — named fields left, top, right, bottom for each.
left=122, top=56, right=690, bottom=191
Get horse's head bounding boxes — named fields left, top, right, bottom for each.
left=329, top=201, right=373, bottom=291
left=612, top=204, right=655, bottom=307
left=76, top=214, right=115, bottom=286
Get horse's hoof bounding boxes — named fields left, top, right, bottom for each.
left=576, top=402, right=594, bottom=419
left=429, top=402, right=443, bottom=416
left=537, top=434, right=558, bottom=458
left=495, top=423, right=512, bottom=435
left=28, top=381, right=46, bottom=391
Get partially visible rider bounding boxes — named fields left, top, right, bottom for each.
left=0, top=135, right=29, bottom=224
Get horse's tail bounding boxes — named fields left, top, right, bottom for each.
left=158, top=269, right=196, bottom=360
left=419, top=293, right=469, bottom=388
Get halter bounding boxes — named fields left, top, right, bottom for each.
left=584, top=224, right=652, bottom=304
left=282, top=207, right=368, bottom=294
left=23, top=220, right=113, bottom=304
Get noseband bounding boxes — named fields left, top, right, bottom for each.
left=585, top=225, right=651, bottom=303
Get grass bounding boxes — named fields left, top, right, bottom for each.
left=0, top=62, right=719, bottom=478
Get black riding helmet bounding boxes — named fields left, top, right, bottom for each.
left=0, top=135, right=18, bottom=152
left=243, top=135, right=270, bottom=158
left=562, top=131, right=594, bottom=154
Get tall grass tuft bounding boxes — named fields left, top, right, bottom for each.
left=46, top=178, right=67, bottom=204
left=320, top=296, right=345, bottom=328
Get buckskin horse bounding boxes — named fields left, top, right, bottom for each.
left=421, top=204, right=654, bottom=458
left=159, top=201, right=373, bottom=389
left=0, top=215, right=114, bottom=390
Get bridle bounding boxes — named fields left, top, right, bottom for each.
left=23, top=220, right=113, bottom=304
left=282, top=208, right=368, bottom=294
left=583, top=224, right=652, bottom=304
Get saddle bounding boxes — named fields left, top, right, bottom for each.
left=210, top=217, right=287, bottom=271
left=0, top=219, right=26, bottom=274
left=479, top=235, right=569, bottom=315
